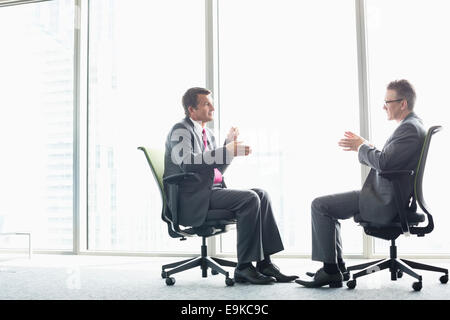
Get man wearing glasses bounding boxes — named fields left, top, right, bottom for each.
left=296, top=79, right=426, bottom=288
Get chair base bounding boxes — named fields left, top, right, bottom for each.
left=161, top=237, right=237, bottom=286
left=346, top=240, right=448, bottom=291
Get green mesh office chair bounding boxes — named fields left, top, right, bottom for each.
left=346, top=126, right=448, bottom=291
left=138, top=146, right=237, bottom=286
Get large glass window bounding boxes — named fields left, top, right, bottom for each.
left=366, top=0, right=450, bottom=254
left=2, top=0, right=448, bottom=258
left=87, top=0, right=205, bottom=252
left=0, top=0, right=74, bottom=250
left=217, top=0, right=362, bottom=255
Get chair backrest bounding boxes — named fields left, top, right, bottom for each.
left=414, top=126, right=442, bottom=215
left=138, top=146, right=166, bottom=206
left=138, top=146, right=190, bottom=239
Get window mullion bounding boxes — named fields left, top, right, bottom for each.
left=355, top=0, right=373, bottom=258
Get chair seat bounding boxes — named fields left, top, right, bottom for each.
left=178, top=209, right=236, bottom=238
left=354, top=212, right=426, bottom=241
left=354, top=211, right=425, bottom=226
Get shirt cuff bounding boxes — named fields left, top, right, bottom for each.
left=357, top=140, right=370, bottom=152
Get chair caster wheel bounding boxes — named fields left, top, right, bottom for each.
left=165, top=277, right=176, bottom=286
left=397, top=270, right=403, bottom=279
left=211, top=270, right=219, bottom=275
left=412, top=281, right=422, bottom=291
left=440, top=275, right=448, bottom=284
left=343, top=272, right=350, bottom=281
left=161, top=271, right=168, bottom=279
left=225, top=277, right=235, bottom=286
left=347, top=280, right=356, bottom=289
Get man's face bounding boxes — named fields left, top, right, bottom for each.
left=383, top=89, right=404, bottom=121
left=189, top=94, right=214, bottom=123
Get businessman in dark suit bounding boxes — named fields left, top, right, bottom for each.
left=164, top=87, right=298, bottom=284
left=296, top=79, right=426, bottom=288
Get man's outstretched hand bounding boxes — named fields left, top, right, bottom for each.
left=226, top=140, right=252, bottom=156
left=338, top=131, right=365, bottom=152
left=225, top=126, right=251, bottom=156
left=226, top=127, right=239, bottom=143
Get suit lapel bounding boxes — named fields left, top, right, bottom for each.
left=184, top=118, right=203, bottom=152
left=205, top=128, right=216, bottom=150
left=183, top=118, right=217, bottom=151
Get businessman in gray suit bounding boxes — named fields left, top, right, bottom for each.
left=164, top=87, right=298, bottom=284
left=296, top=79, right=426, bottom=288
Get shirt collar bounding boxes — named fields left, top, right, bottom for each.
left=190, top=117, right=205, bottom=135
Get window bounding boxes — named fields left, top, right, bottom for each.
left=217, top=0, right=362, bottom=255
left=2, top=0, right=448, bottom=258
left=87, top=0, right=205, bottom=252
left=366, top=0, right=450, bottom=254
left=0, top=0, right=74, bottom=250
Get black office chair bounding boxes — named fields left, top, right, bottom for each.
left=138, top=146, right=237, bottom=286
left=346, top=126, right=448, bottom=291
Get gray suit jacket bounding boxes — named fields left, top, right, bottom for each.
left=163, top=118, right=233, bottom=227
left=358, top=112, right=426, bottom=224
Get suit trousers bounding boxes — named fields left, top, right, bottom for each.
left=209, top=187, right=284, bottom=264
left=311, top=190, right=360, bottom=264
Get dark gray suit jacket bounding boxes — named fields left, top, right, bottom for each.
left=163, top=118, right=233, bottom=227
left=358, top=112, right=426, bottom=224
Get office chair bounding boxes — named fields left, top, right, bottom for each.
left=346, top=126, right=448, bottom=291
left=138, top=146, right=237, bottom=286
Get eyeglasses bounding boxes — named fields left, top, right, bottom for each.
left=384, top=98, right=403, bottom=107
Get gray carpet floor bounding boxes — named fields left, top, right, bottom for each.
left=0, top=254, right=449, bottom=300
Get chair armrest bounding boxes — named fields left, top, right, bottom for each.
left=163, top=172, right=201, bottom=185
left=377, top=170, right=414, bottom=180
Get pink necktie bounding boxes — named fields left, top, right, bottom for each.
left=202, top=128, right=223, bottom=184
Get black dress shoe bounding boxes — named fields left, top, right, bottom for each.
left=234, top=265, right=275, bottom=285
left=257, top=263, right=299, bottom=282
left=295, top=268, right=343, bottom=288
left=306, top=270, right=350, bottom=281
